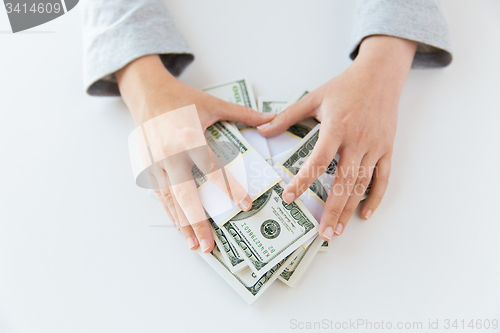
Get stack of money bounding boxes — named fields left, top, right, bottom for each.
left=151, top=79, right=359, bottom=304
left=195, top=118, right=320, bottom=304
left=196, top=79, right=342, bottom=304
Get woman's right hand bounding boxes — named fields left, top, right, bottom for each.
left=116, top=55, right=275, bottom=253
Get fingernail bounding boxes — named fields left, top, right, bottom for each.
left=239, top=198, right=251, bottom=211
left=323, top=226, right=334, bottom=240
left=334, top=223, right=343, bottom=236
left=200, top=239, right=211, bottom=253
left=173, top=220, right=180, bottom=230
left=257, top=122, right=271, bottom=130
left=364, top=210, right=373, bottom=219
left=186, top=237, right=196, bottom=250
left=283, top=192, right=295, bottom=203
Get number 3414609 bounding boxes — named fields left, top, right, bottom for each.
left=5, top=2, right=62, bottom=14
left=444, top=319, right=498, bottom=330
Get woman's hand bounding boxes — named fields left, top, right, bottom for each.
left=257, top=36, right=417, bottom=240
left=116, top=55, right=275, bottom=253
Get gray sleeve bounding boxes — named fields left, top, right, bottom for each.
left=350, top=0, right=452, bottom=68
left=81, top=0, right=194, bottom=96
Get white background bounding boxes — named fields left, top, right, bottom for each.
left=1, top=1, right=499, bottom=332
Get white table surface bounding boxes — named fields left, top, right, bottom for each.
left=1, top=1, right=499, bottom=332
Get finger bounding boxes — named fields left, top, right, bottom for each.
left=190, top=147, right=252, bottom=211
left=174, top=199, right=200, bottom=250
left=170, top=179, right=215, bottom=253
left=361, top=155, right=391, bottom=220
left=208, top=167, right=253, bottom=211
left=256, top=93, right=318, bottom=137
left=160, top=188, right=180, bottom=227
left=154, top=189, right=178, bottom=229
left=167, top=182, right=205, bottom=251
left=149, top=167, right=179, bottom=229
left=160, top=171, right=181, bottom=228
left=319, top=151, right=363, bottom=241
left=190, top=218, right=215, bottom=253
left=216, top=101, right=276, bottom=127
left=336, top=154, right=379, bottom=234
left=154, top=168, right=201, bottom=249
left=281, top=129, right=342, bottom=204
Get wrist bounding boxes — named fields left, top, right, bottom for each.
left=117, top=55, right=177, bottom=125
left=352, top=35, right=417, bottom=92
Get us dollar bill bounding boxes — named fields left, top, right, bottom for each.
left=209, top=217, right=247, bottom=273
left=280, top=91, right=346, bottom=250
left=202, top=120, right=275, bottom=189
left=240, top=127, right=273, bottom=165
left=319, top=240, right=330, bottom=251
left=285, top=90, right=309, bottom=108
left=202, top=120, right=320, bottom=258
left=191, top=164, right=248, bottom=272
left=191, top=121, right=250, bottom=190
left=202, top=78, right=257, bottom=110
left=277, top=124, right=339, bottom=204
left=279, top=235, right=324, bottom=287
left=286, top=117, right=318, bottom=140
left=222, top=182, right=319, bottom=277
left=284, top=90, right=319, bottom=139
left=202, top=78, right=258, bottom=131
left=203, top=80, right=272, bottom=164
left=258, top=97, right=287, bottom=114
left=264, top=90, right=319, bottom=160
left=204, top=121, right=251, bottom=165
left=191, top=122, right=253, bottom=271
left=278, top=124, right=370, bottom=202
left=197, top=241, right=294, bottom=305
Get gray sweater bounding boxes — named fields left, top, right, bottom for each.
left=81, top=0, right=452, bottom=97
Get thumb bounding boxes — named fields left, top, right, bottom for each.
left=217, top=102, right=276, bottom=127
left=256, top=95, right=316, bottom=137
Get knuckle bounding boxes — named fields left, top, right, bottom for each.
left=178, top=126, right=200, bottom=144
left=347, top=147, right=363, bottom=157
left=174, top=188, right=192, bottom=204
left=164, top=192, right=175, bottom=206
left=356, top=128, right=369, bottom=143
left=313, top=150, right=331, bottom=168
left=278, top=109, right=290, bottom=125
left=178, top=219, right=192, bottom=229
left=330, top=121, right=346, bottom=138
left=356, top=174, right=371, bottom=189
left=327, top=206, right=342, bottom=220
left=342, top=173, right=356, bottom=189
left=191, top=220, right=210, bottom=233
left=342, top=205, right=354, bottom=216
